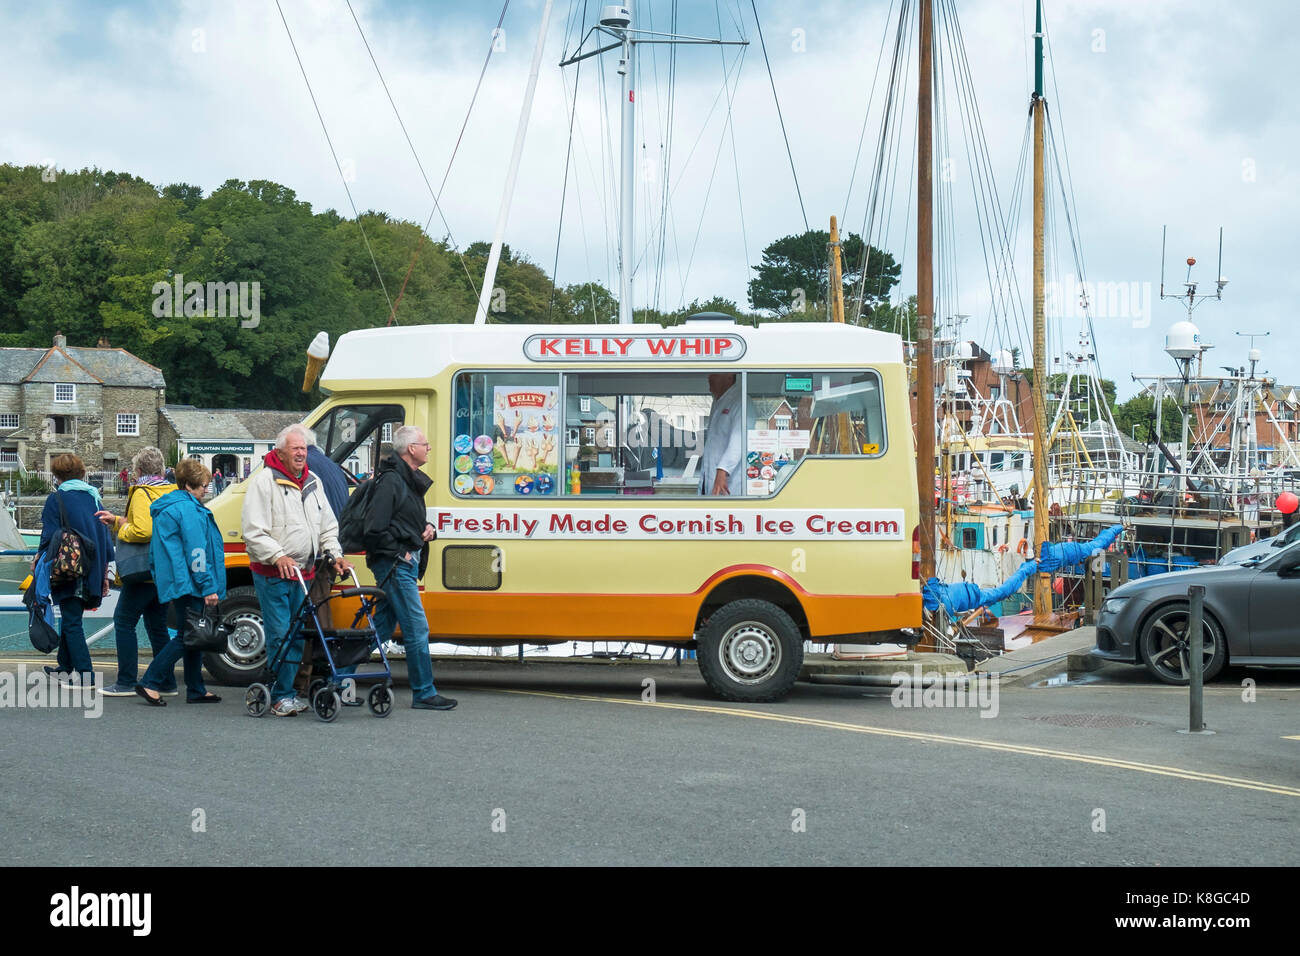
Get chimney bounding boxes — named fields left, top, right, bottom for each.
left=53, top=332, right=66, bottom=349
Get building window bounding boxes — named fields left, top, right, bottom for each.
left=0, top=413, right=17, bottom=429
left=116, top=413, right=139, bottom=436
left=381, top=422, right=394, bottom=443
left=580, top=397, right=591, bottom=414
left=50, top=416, right=72, bottom=435
left=775, top=416, right=791, bottom=430
left=55, top=384, right=75, bottom=403
left=0, top=448, right=17, bottom=465
left=584, top=427, right=595, bottom=442
left=566, top=428, right=580, bottom=445
left=960, top=527, right=978, bottom=549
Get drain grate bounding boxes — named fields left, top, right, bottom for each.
left=1025, top=713, right=1151, bottom=728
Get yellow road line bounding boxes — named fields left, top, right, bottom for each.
left=488, top=687, right=1300, bottom=799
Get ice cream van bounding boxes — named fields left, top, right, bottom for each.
left=205, top=317, right=921, bottom=701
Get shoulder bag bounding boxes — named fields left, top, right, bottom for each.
left=113, top=487, right=153, bottom=585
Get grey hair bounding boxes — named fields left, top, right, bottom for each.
left=392, top=424, right=424, bottom=454
left=276, top=423, right=316, bottom=450
left=131, top=446, right=166, bottom=479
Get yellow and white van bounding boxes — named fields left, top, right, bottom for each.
left=207, top=317, right=921, bottom=701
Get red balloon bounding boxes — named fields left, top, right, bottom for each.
left=1278, top=491, right=1299, bottom=515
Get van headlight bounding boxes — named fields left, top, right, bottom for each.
left=1100, top=596, right=1129, bottom=616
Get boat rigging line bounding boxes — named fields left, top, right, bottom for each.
left=275, top=0, right=394, bottom=320
left=344, top=0, right=504, bottom=323
left=748, top=0, right=809, bottom=232
left=548, top=0, right=590, bottom=321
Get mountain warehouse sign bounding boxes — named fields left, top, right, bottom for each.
left=185, top=443, right=255, bottom=454
left=523, top=334, right=746, bottom=362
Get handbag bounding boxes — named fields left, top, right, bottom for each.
left=47, top=491, right=94, bottom=587
left=114, top=489, right=152, bottom=585
left=181, top=606, right=229, bottom=652
left=22, top=580, right=59, bottom=654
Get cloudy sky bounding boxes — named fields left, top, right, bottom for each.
left=2, top=0, right=1296, bottom=399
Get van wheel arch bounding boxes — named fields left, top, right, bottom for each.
left=695, top=574, right=809, bottom=640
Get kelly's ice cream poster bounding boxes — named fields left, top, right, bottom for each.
left=493, top=385, right=559, bottom=478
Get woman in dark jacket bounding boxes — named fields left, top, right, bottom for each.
left=39, top=454, right=115, bottom=686
left=135, top=458, right=227, bottom=706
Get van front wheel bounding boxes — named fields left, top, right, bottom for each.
left=696, top=599, right=803, bottom=702
left=202, top=587, right=267, bottom=687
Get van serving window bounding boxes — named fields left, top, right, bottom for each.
left=562, top=371, right=711, bottom=497
left=452, top=372, right=561, bottom=497
left=745, top=369, right=886, bottom=493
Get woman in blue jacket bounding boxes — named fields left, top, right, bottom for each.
left=39, top=454, right=115, bottom=685
left=136, top=459, right=227, bottom=705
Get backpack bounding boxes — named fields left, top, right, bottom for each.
left=337, top=477, right=378, bottom=554
left=47, top=491, right=94, bottom=587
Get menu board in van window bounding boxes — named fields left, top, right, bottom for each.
left=494, top=386, right=560, bottom=481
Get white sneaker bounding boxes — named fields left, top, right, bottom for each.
left=292, top=695, right=311, bottom=713
left=382, top=640, right=406, bottom=658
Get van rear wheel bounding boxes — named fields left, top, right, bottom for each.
left=696, top=599, right=802, bottom=702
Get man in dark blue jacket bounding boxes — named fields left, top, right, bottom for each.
left=307, top=444, right=349, bottom=521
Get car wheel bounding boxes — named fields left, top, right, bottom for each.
left=696, top=599, right=803, bottom=702
left=1138, top=602, right=1227, bottom=685
left=202, top=587, right=266, bottom=687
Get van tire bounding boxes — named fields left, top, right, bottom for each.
left=696, top=599, right=803, bottom=702
left=202, top=587, right=267, bottom=687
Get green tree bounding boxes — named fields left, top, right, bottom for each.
left=562, top=281, right=617, bottom=323
left=1113, top=393, right=1183, bottom=444
left=747, top=229, right=900, bottom=321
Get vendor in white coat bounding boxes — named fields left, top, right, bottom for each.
left=699, top=373, right=746, bottom=496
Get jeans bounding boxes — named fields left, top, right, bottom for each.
left=56, top=597, right=94, bottom=680
left=140, top=595, right=208, bottom=698
left=369, top=554, right=436, bottom=702
left=112, top=581, right=175, bottom=690
left=254, top=573, right=309, bottom=703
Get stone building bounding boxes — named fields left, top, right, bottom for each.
left=0, top=333, right=167, bottom=475
left=158, top=406, right=304, bottom=479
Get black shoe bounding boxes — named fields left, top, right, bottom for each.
left=412, top=694, right=458, bottom=711
left=135, top=685, right=166, bottom=707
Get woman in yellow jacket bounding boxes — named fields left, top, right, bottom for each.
left=94, top=447, right=178, bottom=697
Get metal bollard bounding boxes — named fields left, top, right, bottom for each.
left=1187, top=584, right=1205, bottom=732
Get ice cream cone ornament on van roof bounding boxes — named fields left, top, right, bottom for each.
left=303, top=331, right=330, bottom=392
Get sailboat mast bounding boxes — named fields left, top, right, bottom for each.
left=618, top=0, right=636, bottom=325
left=916, top=0, right=936, bottom=581
left=1030, top=0, right=1051, bottom=617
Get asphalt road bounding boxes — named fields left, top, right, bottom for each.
left=1, top=654, right=1296, bottom=866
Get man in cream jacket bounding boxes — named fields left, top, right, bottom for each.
left=242, top=424, right=350, bottom=716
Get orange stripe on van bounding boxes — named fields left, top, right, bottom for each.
left=320, top=562, right=921, bottom=640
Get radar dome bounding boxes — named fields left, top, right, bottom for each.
left=992, top=349, right=1015, bottom=375
left=1164, top=320, right=1201, bottom=361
